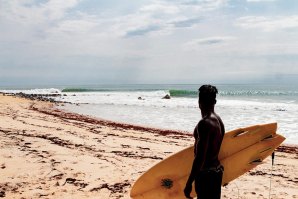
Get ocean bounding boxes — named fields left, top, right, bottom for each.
left=1, top=84, right=297, bottom=144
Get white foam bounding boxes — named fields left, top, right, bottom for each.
left=0, top=88, right=61, bottom=95
left=2, top=88, right=297, bottom=144
left=55, top=91, right=198, bottom=108
left=57, top=91, right=298, bottom=144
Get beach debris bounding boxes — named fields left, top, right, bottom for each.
left=62, top=178, right=88, bottom=189
left=137, top=146, right=150, bottom=150
left=111, top=150, right=163, bottom=160
left=49, top=173, right=64, bottom=180
left=90, top=181, right=131, bottom=194
left=121, top=144, right=131, bottom=148
left=0, top=191, right=5, bottom=197
left=64, top=178, right=74, bottom=185
left=4, top=92, right=61, bottom=103
left=162, top=94, right=171, bottom=99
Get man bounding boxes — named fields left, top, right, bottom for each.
left=184, top=85, right=225, bottom=199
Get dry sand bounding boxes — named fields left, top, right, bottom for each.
left=0, top=94, right=297, bottom=199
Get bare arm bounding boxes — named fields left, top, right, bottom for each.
left=186, top=120, right=210, bottom=186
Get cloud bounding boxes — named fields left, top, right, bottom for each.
left=180, top=0, right=229, bottom=10
left=0, top=0, right=226, bottom=42
left=1, top=0, right=298, bottom=85
left=246, top=0, right=277, bottom=2
left=50, top=18, right=98, bottom=34
left=140, top=2, right=180, bottom=14
left=123, top=16, right=203, bottom=37
left=0, top=0, right=80, bottom=24
left=0, top=0, right=83, bottom=44
left=115, top=0, right=227, bottom=38
left=125, top=25, right=161, bottom=37
left=170, top=17, right=202, bottom=28
left=186, top=36, right=235, bottom=47
left=110, top=2, right=197, bottom=38
left=236, top=15, right=298, bottom=31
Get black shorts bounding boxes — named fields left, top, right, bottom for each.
left=195, top=165, right=224, bottom=199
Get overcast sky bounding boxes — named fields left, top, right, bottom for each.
left=0, top=0, right=298, bottom=86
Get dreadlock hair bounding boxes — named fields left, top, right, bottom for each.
left=198, top=85, right=218, bottom=107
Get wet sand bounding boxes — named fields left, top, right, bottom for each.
left=0, top=94, right=297, bottom=198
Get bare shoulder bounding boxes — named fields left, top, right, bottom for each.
left=202, top=114, right=218, bottom=124
left=198, top=117, right=214, bottom=129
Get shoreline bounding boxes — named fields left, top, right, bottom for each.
left=0, top=94, right=297, bottom=198
left=6, top=91, right=298, bottom=149
left=31, top=103, right=191, bottom=138
left=35, top=97, right=298, bottom=151
left=1, top=92, right=190, bottom=137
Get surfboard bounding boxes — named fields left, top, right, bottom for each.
left=130, top=123, right=285, bottom=199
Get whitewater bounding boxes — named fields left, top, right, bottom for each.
left=1, top=84, right=297, bottom=144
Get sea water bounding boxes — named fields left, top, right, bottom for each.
left=1, top=84, right=297, bottom=144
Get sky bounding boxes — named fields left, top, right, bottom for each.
left=0, top=0, right=298, bottom=86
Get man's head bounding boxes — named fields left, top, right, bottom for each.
left=198, top=85, right=218, bottom=108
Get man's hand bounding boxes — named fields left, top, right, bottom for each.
left=184, top=183, right=193, bottom=199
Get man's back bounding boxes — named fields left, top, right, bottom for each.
left=199, top=113, right=225, bottom=169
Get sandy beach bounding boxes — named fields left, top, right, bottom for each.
left=0, top=93, right=297, bottom=199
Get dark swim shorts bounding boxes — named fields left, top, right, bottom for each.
left=195, top=165, right=224, bottom=199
